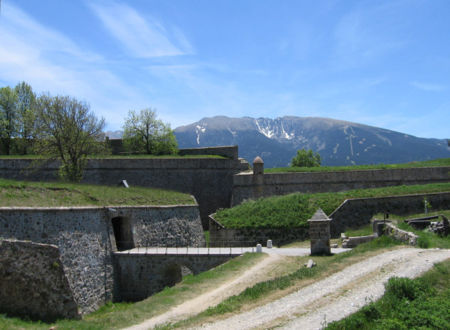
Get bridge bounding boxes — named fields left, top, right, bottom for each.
left=113, top=246, right=350, bottom=301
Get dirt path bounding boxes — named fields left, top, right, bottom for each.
left=124, top=253, right=282, bottom=330
left=197, top=248, right=450, bottom=330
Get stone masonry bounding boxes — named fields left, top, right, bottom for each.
left=308, top=209, right=331, bottom=255
left=0, top=239, right=79, bottom=321
left=0, top=204, right=205, bottom=318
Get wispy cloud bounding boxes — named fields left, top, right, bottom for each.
left=88, top=1, right=193, bottom=58
left=0, top=2, right=144, bottom=128
left=410, top=81, right=446, bottom=92
left=332, top=4, right=406, bottom=70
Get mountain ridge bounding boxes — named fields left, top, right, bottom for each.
left=173, top=116, right=449, bottom=168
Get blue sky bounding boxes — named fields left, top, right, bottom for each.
left=0, top=0, right=449, bottom=138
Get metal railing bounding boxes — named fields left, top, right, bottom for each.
left=114, top=241, right=259, bottom=255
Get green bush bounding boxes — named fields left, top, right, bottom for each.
left=291, top=149, right=321, bottom=167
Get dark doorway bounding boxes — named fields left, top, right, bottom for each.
left=111, top=217, right=135, bottom=251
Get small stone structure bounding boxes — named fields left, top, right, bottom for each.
left=308, top=209, right=331, bottom=255
left=383, top=222, right=418, bottom=245
left=342, top=234, right=376, bottom=248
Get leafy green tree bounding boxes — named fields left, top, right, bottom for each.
left=291, top=148, right=321, bottom=167
left=14, top=82, right=37, bottom=154
left=34, top=94, right=106, bottom=182
left=0, top=86, right=18, bottom=155
left=122, top=108, right=178, bottom=155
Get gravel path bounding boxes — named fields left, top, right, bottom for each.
left=197, top=248, right=450, bottom=330
left=124, top=247, right=349, bottom=330
left=124, top=253, right=282, bottom=330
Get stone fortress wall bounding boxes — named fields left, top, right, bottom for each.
left=0, top=147, right=449, bottom=319
left=0, top=146, right=248, bottom=229
left=232, top=161, right=450, bottom=205
left=0, top=204, right=204, bottom=317
left=0, top=240, right=79, bottom=321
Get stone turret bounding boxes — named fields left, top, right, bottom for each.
left=252, top=156, right=264, bottom=199
left=253, top=156, right=264, bottom=175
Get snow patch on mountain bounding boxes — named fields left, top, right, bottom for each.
left=195, top=125, right=207, bottom=145
left=255, top=119, right=275, bottom=138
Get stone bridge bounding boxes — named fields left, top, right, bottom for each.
left=113, top=247, right=257, bottom=301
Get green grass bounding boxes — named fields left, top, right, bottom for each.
left=204, top=231, right=210, bottom=247
left=265, top=158, right=450, bottom=173
left=326, top=259, right=450, bottom=330
left=0, top=178, right=195, bottom=207
left=396, top=221, right=450, bottom=250
left=215, top=183, right=450, bottom=228
left=372, top=210, right=450, bottom=249
left=345, top=224, right=374, bottom=237
left=0, top=253, right=265, bottom=329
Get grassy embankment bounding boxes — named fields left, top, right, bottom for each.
left=265, top=157, right=450, bottom=173
left=0, top=178, right=195, bottom=207
left=215, top=182, right=450, bottom=228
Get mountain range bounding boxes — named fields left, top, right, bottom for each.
left=173, top=116, right=449, bottom=168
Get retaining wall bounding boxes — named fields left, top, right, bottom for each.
left=0, top=204, right=204, bottom=315
left=114, top=252, right=233, bottom=301
left=0, top=155, right=248, bottom=228
left=232, top=167, right=450, bottom=205
left=0, top=239, right=79, bottom=321
left=209, top=215, right=309, bottom=247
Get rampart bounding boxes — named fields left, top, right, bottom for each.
left=0, top=149, right=248, bottom=228
left=0, top=204, right=204, bottom=316
left=210, top=192, right=450, bottom=245
left=329, top=191, right=450, bottom=237
left=232, top=166, right=450, bottom=205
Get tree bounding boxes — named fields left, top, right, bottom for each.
left=122, top=108, right=178, bottom=155
left=34, top=94, right=106, bottom=182
left=14, top=82, right=37, bottom=154
left=0, top=86, right=18, bottom=155
left=291, top=148, right=321, bottom=167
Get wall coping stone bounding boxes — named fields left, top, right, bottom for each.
left=0, top=204, right=199, bottom=211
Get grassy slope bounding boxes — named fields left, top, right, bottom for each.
left=265, top=158, right=450, bottom=173
left=0, top=179, right=195, bottom=207
left=215, top=183, right=450, bottom=228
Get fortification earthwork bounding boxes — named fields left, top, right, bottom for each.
left=0, top=145, right=449, bottom=320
